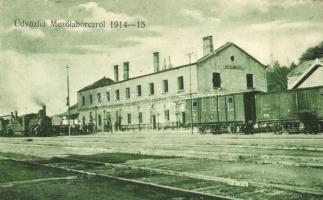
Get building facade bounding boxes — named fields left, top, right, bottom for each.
left=77, top=36, right=267, bottom=132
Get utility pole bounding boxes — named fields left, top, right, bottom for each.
left=66, top=65, right=71, bottom=136
left=186, top=52, right=194, bottom=134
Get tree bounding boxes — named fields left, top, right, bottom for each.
left=289, top=62, right=297, bottom=71
left=266, top=42, right=323, bottom=92
left=299, top=41, right=323, bottom=63
left=267, top=61, right=289, bottom=92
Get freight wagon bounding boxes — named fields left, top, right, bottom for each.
left=185, top=91, right=258, bottom=134
left=255, top=86, right=323, bottom=134
left=185, top=86, right=323, bottom=134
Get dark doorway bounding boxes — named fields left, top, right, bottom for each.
left=181, top=112, right=186, bottom=124
left=244, top=93, right=256, bottom=122
left=98, top=115, right=102, bottom=128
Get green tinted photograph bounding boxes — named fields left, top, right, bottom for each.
left=0, top=0, right=323, bottom=199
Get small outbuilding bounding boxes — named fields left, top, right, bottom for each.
left=288, top=58, right=323, bottom=90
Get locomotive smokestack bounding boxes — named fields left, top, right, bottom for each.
left=42, top=105, right=46, bottom=117
left=39, top=105, right=46, bottom=118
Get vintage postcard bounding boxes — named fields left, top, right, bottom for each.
left=0, top=0, right=323, bottom=199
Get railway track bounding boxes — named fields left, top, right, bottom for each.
left=0, top=156, right=237, bottom=200
left=1, top=141, right=323, bottom=169
left=2, top=141, right=323, bottom=154
left=1, top=153, right=323, bottom=199
left=0, top=176, right=78, bottom=188
left=51, top=156, right=323, bottom=196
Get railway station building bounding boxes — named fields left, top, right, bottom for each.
left=77, top=36, right=267, bottom=132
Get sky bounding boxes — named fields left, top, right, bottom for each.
left=0, top=0, right=322, bottom=116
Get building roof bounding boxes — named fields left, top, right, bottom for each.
left=78, top=63, right=196, bottom=93
left=78, top=42, right=266, bottom=93
left=288, top=58, right=323, bottom=89
left=78, top=77, right=114, bottom=92
left=0, top=115, right=11, bottom=119
left=52, top=103, right=79, bottom=117
left=197, top=42, right=267, bottom=68
left=197, top=42, right=232, bottom=63
left=288, top=58, right=323, bottom=77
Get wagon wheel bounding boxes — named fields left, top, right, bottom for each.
left=227, top=126, right=232, bottom=134
left=198, top=126, right=207, bottom=135
left=228, top=125, right=237, bottom=134
left=32, top=125, right=40, bottom=136
left=273, top=124, right=283, bottom=135
left=236, top=125, right=241, bottom=134
left=7, top=128, right=13, bottom=137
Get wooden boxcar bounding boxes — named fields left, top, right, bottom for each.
left=255, top=86, right=323, bottom=133
left=185, top=91, right=257, bottom=133
left=255, top=91, right=298, bottom=122
left=297, top=86, right=323, bottom=119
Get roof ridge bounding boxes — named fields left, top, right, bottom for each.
left=78, top=41, right=267, bottom=93
left=289, top=59, right=323, bottom=89
left=197, top=42, right=233, bottom=62
left=288, top=58, right=322, bottom=77
left=197, top=42, right=266, bottom=68
left=78, top=76, right=114, bottom=92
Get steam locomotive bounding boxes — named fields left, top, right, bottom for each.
left=0, top=106, right=52, bottom=136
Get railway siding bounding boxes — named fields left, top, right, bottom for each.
left=0, top=156, right=237, bottom=200
left=0, top=135, right=323, bottom=199
left=51, top=156, right=323, bottom=196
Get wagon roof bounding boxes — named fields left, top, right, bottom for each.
left=180, top=89, right=263, bottom=100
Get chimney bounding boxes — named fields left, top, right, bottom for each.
left=11, top=112, right=14, bottom=120
left=15, top=110, right=18, bottom=118
left=114, top=65, right=119, bottom=81
left=203, top=35, right=213, bottom=56
left=123, top=62, right=129, bottom=80
left=168, top=56, right=172, bottom=68
left=163, top=58, right=166, bottom=70
left=153, top=52, right=160, bottom=72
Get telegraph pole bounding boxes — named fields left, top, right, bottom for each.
left=66, top=65, right=71, bottom=136
left=186, top=52, right=195, bottom=134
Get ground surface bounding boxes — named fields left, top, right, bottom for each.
left=0, top=132, right=323, bottom=199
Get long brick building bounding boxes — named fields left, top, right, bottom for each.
left=77, top=36, right=267, bottom=132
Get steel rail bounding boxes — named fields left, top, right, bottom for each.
left=0, top=156, right=238, bottom=200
